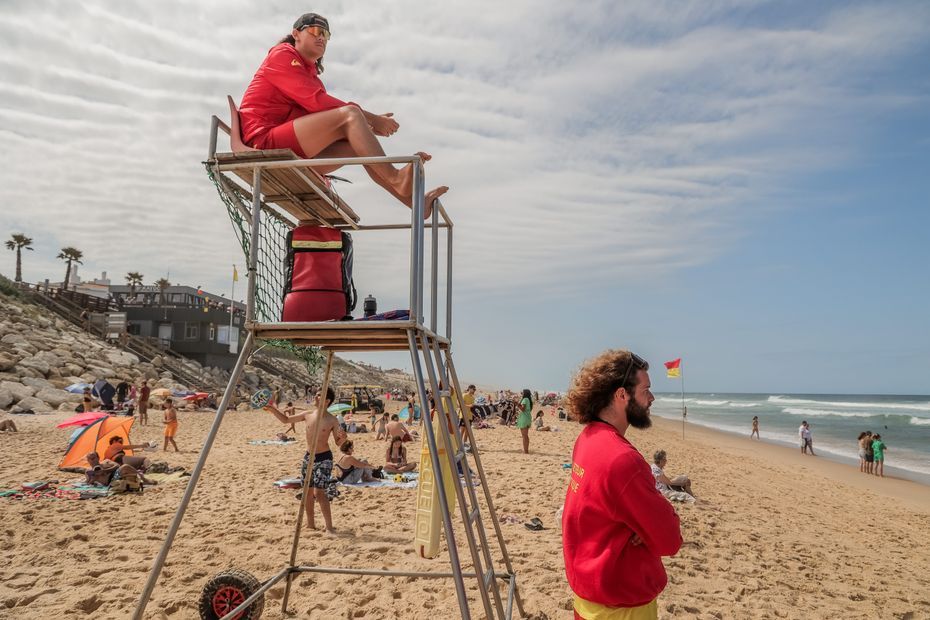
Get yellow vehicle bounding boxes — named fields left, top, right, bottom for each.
left=336, top=385, right=384, bottom=414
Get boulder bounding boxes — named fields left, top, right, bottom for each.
left=20, top=377, right=55, bottom=391
left=34, top=388, right=71, bottom=408
left=64, top=364, right=85, bottom=377
left=17, top=357, right=51, bottom=377
left=106, top=351, right=139, bottom=366
left=13, top=395, right=51, bottom=413
left=0, top=333, right=26, bottom=345
left=0, top=388, right=13, bottom=409
left=34, top=351, right=63, bottom=367
left=142, top=368, right=159, bottom=381
left=0, top=381, right=35, bottom=403
left=151, top=356, right=163, bottom=368
left=0, top=354, right=16, bottom=371
left=58, top=402, right=76, bottom=412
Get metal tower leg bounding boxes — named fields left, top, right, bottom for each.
left=132, top=331, right=256, bottom=620
left=281, top=350, right=336, bottom=613
left=444, top=351, right=526, bottom=618
left=407, top=329, right=472, bottom=619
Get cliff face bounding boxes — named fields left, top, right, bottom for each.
left=0, top=287, right=415, bottom=413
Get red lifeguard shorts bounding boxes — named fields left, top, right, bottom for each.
left=251, top=121, right=307, bottom=157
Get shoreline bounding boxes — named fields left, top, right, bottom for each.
left=648, top=415, right=930, bottom=513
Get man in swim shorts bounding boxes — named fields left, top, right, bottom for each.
left=265, top=387, right=346, bottom=532
left=162, top=399, right=179, bottom=452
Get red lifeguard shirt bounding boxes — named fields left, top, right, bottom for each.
left=239, top=43, right=355, bottom=146
left=562, top=421, right=682, bottom=608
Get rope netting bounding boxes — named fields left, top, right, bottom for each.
left=205, top=165, right=324, bottom=374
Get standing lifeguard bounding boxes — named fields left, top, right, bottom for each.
left=238, top=13, right=449, bottom=217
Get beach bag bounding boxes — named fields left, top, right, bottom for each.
left=282, top=225, right=357, bottom=322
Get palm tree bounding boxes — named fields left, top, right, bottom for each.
left=5, top=233, right=34, bottom=283
left=126, top=271, right=144, bottom=299
left=56, top=247, right=83, bottom=291
left=155, top=277, right=170, bottom=306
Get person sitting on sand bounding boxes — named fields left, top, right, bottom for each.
left=534, top=410, right=552, bottom=432
left=375, top=412, right=389, bottom=440
left=651, top=450, right=695, bottom=502
left=386, top=414, right=415, bottom=443
left=0, top=419, right=17, bottom=432
left=264, top=388, right=347, bottom=533
left=85, top=451, right=119, bottom=486
left=384, top=437, right=417, bottom=474
left=237, top=13, right=448, bottom=218
left=343, top=412, right=368, bottom=434
left=104, top=436, right=151, bottom=462
left=332, top=440, right=381, bottom=484
left=77, top=395, right=96, bottom=413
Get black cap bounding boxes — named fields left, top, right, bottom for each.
left=293, top=13, right=329, bottom=32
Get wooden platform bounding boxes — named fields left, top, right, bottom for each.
left=212, top=150, right=359, bottom=227
left=249, top=320, right=450, bottom=352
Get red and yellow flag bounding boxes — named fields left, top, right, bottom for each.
left=664, top=358, right=681, bottom=378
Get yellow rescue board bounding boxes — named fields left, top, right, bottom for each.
left=414, top=418, right=458, bottom=558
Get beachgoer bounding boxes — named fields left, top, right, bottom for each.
left=751, top=416, right=760, bottom=440
left=799, top=421, right=815, bottom=455
left=651, top=450, right=695, bottom=501
left=162, top=399, right=179, bottom=452
left=557, top=406, right=566, bottom=421
left=864, top=431, right=875, bottom=474
left=384, top=436, right=417, bottom=474
left=871, top=434, right=887, bottom=477
left=238, top=13, right=449, bottom=217
left=375, top=412, right=389, bottom=440
left=534, top=410, right=552, bottom=432
left=85, top=452, right=119, bottom=486
left=515, top=389, right=533, bottom=453
left=283, top=401, right=297, bottom=435
left=104, top=436, right=152, bottom=472
left=562, top=349, right=682, bottom=619
left=264, top=388, right=346, bottom=532
left=116, top=380, right=130, bottom=404
left=78, top=395, right=95, bottom=413
left=386, top=414, right=414, bottom=443
left=333, top=440, right=379, bottom=484
left=461, top=384, right=477, bottom=424
left=858, top=432, right=870, bottom=473
left=0, top=419, right=18, bottom=432
left=138, top=381, right=150, bottom=426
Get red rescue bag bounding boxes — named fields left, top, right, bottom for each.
left=282, top=225, right=357, bottom=322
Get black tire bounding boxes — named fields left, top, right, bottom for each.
left=198, top=568, right=264, bottom=620
left=372, top=402, right=384, bottom=415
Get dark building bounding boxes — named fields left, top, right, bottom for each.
left=109, top=285, right=246, bottom=370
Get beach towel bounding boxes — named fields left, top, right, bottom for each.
left=355, top=309, right=410, bottom=321
left=250, top=439, right=298, bottom=446
left=1, top=480, right=110, bottom=500
left=338, top=472, right=419, bottom=489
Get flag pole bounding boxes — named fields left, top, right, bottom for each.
left=680, top=360, right=686, bottom=440
left=228, top=265, right=236, bottom=353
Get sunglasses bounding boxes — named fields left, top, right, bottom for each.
left=299, top=25, right=331, bottom=41
left=619, top=352, right=647, bottom=391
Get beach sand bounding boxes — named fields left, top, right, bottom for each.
left=1, top=404, right=929, bottom=619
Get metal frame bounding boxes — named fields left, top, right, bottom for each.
left=130, top=119, right=520, bottom=619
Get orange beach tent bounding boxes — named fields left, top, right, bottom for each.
left=58, top=416, right=135, bottom=470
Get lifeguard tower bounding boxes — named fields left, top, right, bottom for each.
left=131, top=107, right=525, bottom=619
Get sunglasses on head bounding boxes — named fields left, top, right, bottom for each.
left=619, top=352, right=647, bottom=391
left=299, top=25, right=331, bottom=41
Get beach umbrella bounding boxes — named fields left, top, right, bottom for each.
left=183, top=392, right=210, bottom=401
left=56, top=411, right=108, bottom=429
left=327, top=403, right=352, bottom=413
left=65, top=382, right=92, bottom=394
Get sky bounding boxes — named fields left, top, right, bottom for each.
left=1, top=1, right=928, bottom=395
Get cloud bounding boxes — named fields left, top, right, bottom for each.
left=0, top=1, right=927, bottom=378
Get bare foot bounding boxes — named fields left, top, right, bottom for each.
left=423, top=186, right=450, bottom=219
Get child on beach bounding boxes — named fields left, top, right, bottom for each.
left=871, top=434, right=887, bottom=477
left=384, top=437, right=417, bottom=474
left=750, top=416, right=760, bottom=440
left=515, top=389, right=533, bottom=453
left=162, top=399, right=179, bottom=452
left=534, top=410, right=552, bottom=432
left=375, top=412, right=389, bottom=440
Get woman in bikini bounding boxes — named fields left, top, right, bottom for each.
left=384, top=437, right=417, bottom=474
left=238, top=13, right=449, bottom=217
left=332, top=440, right=380, bottom=484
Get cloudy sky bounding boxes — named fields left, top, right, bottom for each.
left=1, top=1, right=928, bottom=394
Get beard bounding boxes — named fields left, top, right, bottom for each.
left=626, top=397, right=652, bottom=430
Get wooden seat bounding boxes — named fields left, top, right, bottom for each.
left=250, top=320, right=449, bottom=352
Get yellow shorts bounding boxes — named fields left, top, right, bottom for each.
left=574, top=596, right=657, bottom=620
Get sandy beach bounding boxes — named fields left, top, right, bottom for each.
left=1, top=402, right=929, bottom=619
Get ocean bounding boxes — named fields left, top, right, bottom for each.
left=651, top=393, right=930, bottom=482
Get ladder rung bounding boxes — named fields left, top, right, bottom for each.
left=483, top=568, right=495, bottom=590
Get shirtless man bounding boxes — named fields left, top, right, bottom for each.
left=163, top=400, right=179, bottom=452
left=385, top=414, right=414, bottom=443
left=265, top=387, right=346, bottom=533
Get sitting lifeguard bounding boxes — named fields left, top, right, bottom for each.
left=238, top=13, right=449, bottom=217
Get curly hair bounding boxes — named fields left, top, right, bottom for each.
left=566, top=349, right=649, bottom=424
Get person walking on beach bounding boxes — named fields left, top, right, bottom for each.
left=264, top=388, right=346, bottom=533
left=138, top=381, right=150, bottom=426
left=871, top=434, right=887, bottom=477
left=162, top=399, right=179, bottom=452
left=799, top=421, right=815, bottom=455
left=515, top=389, right=533, bottom=454
left=562, top=350, right=682, bottom=620
left=750, top=416, right=760, bottom=440
left=238, top=13, right=448, bottom=217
